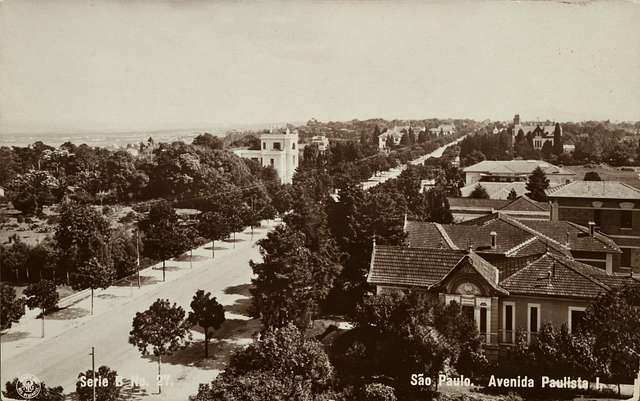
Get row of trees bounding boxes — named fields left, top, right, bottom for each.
left=1, top=135, right=279, bottom=215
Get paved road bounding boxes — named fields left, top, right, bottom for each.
left=1, top=138, right=465, bottom=400
left=1, top=222, right=275, bottom=400
left=361, top=135, right=466, bottom=190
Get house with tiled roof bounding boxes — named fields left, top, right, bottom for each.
left=546, top=180, right=640, bottom=274
left=405, top=212, right=623, bottom=274
left=463, top=160, right=575, bottom=187
left=368, top=245, right=639, bottom=352
left=447, top=195, right=550, bottom=221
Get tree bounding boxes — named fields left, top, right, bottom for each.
left=416, top=187, right=453, bottom=223
left=140, top=201, right=191, bottom=281
left=3, top=377, right=64, bottom=401
left=553, top=123, right=563, bottom=155
left=385, top=134, right=394, bottom=150
left=507, top=188, right=518, bottom=201
left=353, top=291, right=455, bottom=389
left=192, top=324, right=334, bottom=401
left=469, top=184, right=490, bottom=199
left=541, top=140, right=554, bottom=159
left=72, top=257, right=115, bottom=315
left=361, top=383, right=397, bottom=401
left=584, top=171, right=602, bottom=181
left=462, top=150, right=486, bottom=168
left=24, top=280, right=59, bottom=337
left=582, top=285, right=640, bottom=393
left=76, top=365, right=120, bottom=401
left=250, top=225, right=339, bottom=330
left=7, top=169, right=60, bottom=215
left=55, top=202, right=111, bottom=284
left=0, top=283, right=25, bottom=330
left=192, top=133, right=223, bottom=150
left=197, top=211, right=231, bottom=262
left=187, top=290, right=226, bottom=358
left=525, top=167, right=550, bottom=202
left=129, top=298, right=190, bottom=394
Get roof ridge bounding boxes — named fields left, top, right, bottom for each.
left=497, top=213, right=568, bottom=252
left=504, top=235, right=538, bottom=257
left=552, top=253, right=612, bottom=292
left=565, top=221, right=621, bottom=251
left=435, top=223, right=459, bottom=250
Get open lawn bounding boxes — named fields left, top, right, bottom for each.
left=567, top=164, right=640, bottom=189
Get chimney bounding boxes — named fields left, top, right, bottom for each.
left=490, top=231, right=497, bottom=249
left=565, top=231, right=570, bottom=247
left=588, top=221, right=596, bottom=236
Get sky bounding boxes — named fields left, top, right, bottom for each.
left=1, top=0, right=639, bottom=135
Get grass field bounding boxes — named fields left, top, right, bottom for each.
left=566, top=164, right=640, bottom=189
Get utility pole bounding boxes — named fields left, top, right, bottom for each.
left=136, top=229, right=141, bottom=288
left=90, top=346, right=96, bottom=401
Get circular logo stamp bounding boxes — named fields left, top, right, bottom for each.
left=16, top=374, right=41, bottom=400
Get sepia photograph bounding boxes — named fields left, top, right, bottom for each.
left=1, top=1, right=640, bottom=400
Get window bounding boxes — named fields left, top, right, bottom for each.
left=270, top=158, right=275, bottom=167
left=462, top=305, right=474, bottom=323
left=479, top=308, right=487, bottom=334
left=621, top=248, right=632, bottom=268
left=621, top=210, right=632, bottom=229
left=262, top=142, right=266, bottom=150
left=503, top=302, right=515, bottom=343
left=527, top=304, right=540, bottom=343
left=292, top=142, right=296, bottom=150
left=568, top=307, right=586, bottom=333
left=273, top=142, right=281, bottom=150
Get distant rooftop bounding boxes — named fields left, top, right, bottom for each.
left=463, top=160, right=575, bottom=176
left=546, top=180, right=640, bottom=200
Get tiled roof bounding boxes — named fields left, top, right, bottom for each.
left=517, top=220, right=621, bottom=253
left=368, top=246, right=639, bottom=299
left=463, top=160, right=575, bottom=176
left=447, top=197, right=510, bottom=210
left=545, top=181, right=640, bottom=200
left=500, top=253, right=638, bottom=299
left=404, top=220, right=451, bottom=249
left=460, top=182, right=528, bottom=200
left=367, top=246, right=466, bottom=288
left=499, top=195, right=550, bottom=212
left=430, top=251, right=508, bottom=294
left=461, top=213, right=619, bottom=254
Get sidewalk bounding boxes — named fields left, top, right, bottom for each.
left=0, top=219, right=278, bottom=362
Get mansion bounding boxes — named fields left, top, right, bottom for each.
left=513, top=114, right=561, bottom=150
left=232, top=128, right=299, bottom=184
left=367, top=206, right=639, bottom=359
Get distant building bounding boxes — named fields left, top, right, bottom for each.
left=463, top=160, right=575, bottom=187
left=0, top=186, right=5, bottom=198
left=546, top=180, right=640, bottom=273
left=512, top=114, right=561, bottom=150
left=429, top=124, right=456, bottom=136
left=563, top=144, right=575, bottom=153
left=460, top=181, right=528, bottom=200
left=448, top=195, right=550, bottom=222
left=378, top=126, right=406, bottom=150
left=232, top=128, right=299, bottom=184
left=420, top=179, right=436, bottom=193
left=310, top=135, right=329, bottom=152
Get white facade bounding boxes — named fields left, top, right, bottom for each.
left=310, top=135, right=329, bottom=152
left=232, top=128, right=299, bottom=184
